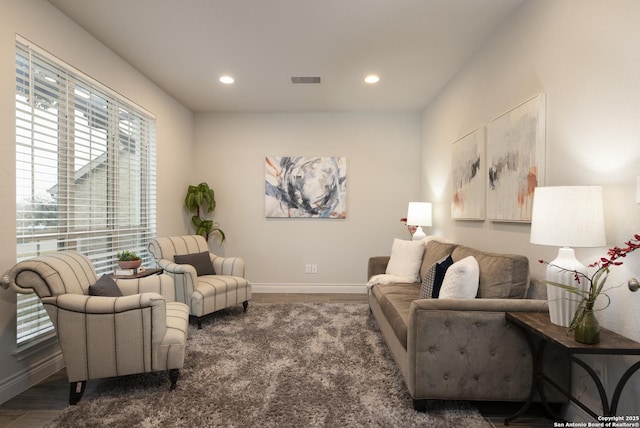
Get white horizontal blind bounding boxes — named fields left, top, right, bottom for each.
left=14, top=38, right=157, bottom=346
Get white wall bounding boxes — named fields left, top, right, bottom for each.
left=420, top=0, right=640, bottom=417
left=0, top=0, right=194, bottom=403
left=194, top=112, right=421, bottom=290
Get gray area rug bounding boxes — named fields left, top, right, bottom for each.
left=50, top=302, right=491, bottom=427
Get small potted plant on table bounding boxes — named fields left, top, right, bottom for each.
left=117, top=250, right=142, bottom=270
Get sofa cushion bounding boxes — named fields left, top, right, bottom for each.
left=420, top=255, right=453, bottom=299
left=385, top=239, right=425, bottom=283
left=419, top=240, right=458, bottom=282
left=451, top=245, right=529, bottom=298
left=438, top=255, right=480, bottom=299
left=371, top=283, right=419, bottom=349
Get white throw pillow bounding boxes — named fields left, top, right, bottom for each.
left=438, top=255, right=479, bottom=299
left=385, top=238, right=425, bottom=283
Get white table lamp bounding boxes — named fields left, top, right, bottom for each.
left=530, top=186, right=606, bottom=327
left=407, top=202, right=432, bottom=241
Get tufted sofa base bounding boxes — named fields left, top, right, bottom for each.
left=368, top=241, right=570, bottom=408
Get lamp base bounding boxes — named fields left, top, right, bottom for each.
left=412, top=226, right=427, bottom=241
left=546, top=247, right=587, bottom=327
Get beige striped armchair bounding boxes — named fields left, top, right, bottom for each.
left=148, top=235, right=251, bottom=328
left=1, top=251, right=189, bottom=405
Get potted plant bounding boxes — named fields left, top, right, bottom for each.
left=117, top=250, right=142, bottom=270
left=184, top=182, right=225, bottom=242
left=539, top=233, right=640, bottom=344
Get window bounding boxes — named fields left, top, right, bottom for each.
left=14, top=37, right=157, bottom=347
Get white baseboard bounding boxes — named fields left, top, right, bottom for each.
left=252, top=283, right=367, bottom=294
left=0, top=350, right=65, bottom=405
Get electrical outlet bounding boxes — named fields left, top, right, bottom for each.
left=305, top=264, right=312, bottom=274
left=311, top=264, right=318, bottom=274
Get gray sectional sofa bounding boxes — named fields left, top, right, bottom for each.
left=367, top=238, right=570, bottom=410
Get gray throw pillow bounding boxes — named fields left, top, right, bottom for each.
left=174, top=251, right=216, bottom=276
left=420, top=255, right=453, bottom=299
left=89, top=274, right=123, bottom=297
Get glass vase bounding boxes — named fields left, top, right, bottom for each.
left=573, top=308, right=600, bottom=345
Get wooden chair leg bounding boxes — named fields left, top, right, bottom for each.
left=243, top=300, right=249, bottom=312
left=169, top=369, right=179, bottom=390
left=69, top=380, right=86, bottom=405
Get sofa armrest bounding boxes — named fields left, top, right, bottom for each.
left=410, top=297, right=549, bottom=313
left=368, top=256, right=390, bottom=280
left=405, top=298, right=551, bottom=401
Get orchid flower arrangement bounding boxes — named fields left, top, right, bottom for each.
left=400, top=217, right=417, bottom=237
left=539, top=234, right=640, bottom=330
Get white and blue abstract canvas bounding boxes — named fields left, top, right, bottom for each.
left=265, top=156, right=347, bottom=218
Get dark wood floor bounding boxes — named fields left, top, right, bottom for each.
left=0, top=293, right=554, bottom=427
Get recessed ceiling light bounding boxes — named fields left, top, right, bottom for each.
left=364, top=74, right=380, bottom=84
left=219, top=75, right=235, bottom=84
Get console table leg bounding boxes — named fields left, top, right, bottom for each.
left=610, top=360, right=640, bottom=415
left=572, top=356, right=610, bottom=417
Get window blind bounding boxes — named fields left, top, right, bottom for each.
left=14, top=37, right=157, bottom=346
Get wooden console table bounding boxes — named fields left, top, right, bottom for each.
left=505, top=311, right=640, bottom=425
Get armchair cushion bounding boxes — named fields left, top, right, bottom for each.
left=420, top=254, right=453, bottom=299
left=89, top=274, right=123, bottom=297
left=174, top=251, right=215, bottom=276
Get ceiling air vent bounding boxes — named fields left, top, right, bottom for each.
left=291, top=76, right=321, bottom=84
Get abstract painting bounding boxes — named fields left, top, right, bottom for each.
left=486, top=94, right=546, bottom=222
left=265, top=156, right=347, bottom=218
left=451, top=127, right=485, bottom=220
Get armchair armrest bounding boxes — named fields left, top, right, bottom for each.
left=41, top=293, right=169, bottom=382
left=156, top=259, right=197, bottom=305
left=116, top=274, right=177, bottom=302
left=212, top=255, right=245, bottom=277
left=368, top=256, right=390, bottom=280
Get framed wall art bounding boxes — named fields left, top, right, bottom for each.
left=451, top=127, right=485, bottom=220
left=486, top=94, right=546, bottom=222
left=265, top=156, right=347, bottom=218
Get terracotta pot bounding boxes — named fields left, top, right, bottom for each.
left=118, top=259, right=142, bottom=270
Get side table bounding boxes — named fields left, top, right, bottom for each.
left=113, top=267, right=163, bottom=279
left=505, top=311, right=640, bottom=425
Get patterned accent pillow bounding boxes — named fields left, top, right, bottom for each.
left=420, top=254, right=453, bottom=298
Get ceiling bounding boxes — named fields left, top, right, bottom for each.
left=48, top=0, right=523, bottom=113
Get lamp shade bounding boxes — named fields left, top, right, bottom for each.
left=406, top=202, right=432, bottom=227
left=530, top=186, right=606, bottom=248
